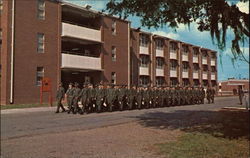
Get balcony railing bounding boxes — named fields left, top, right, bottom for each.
left=61, top=53, right=102, bottom=70
left=139, top=66, right=149, bottom=76
left=156, top=68, right=164, bottom=76
left=62, top=22, right=102, bottom=43
left=193, top=72, right=199, bottom=79
left=211, top=72, right=216, bottom=80
left=170, top=69, right=177, bottom=77
left=202, top=57, right=207, bottom=64
left=139, top=45, right=149, bottom=55
left=170, top=51, right=177, bottom=59
left=193, top=56, right=199, bottom=63
left=202, top=72, right=208, bottom=79
left=182, top=54, right=188, bottom=61
left=182, top=71, right=189, bottom=78
left=211, top=59, right=216, bottom=66
left=156, top=49, right=164, bottom=57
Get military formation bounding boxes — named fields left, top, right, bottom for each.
left=55, top=82, right=216, bottom=114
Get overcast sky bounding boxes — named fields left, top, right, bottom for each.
left=66, top=0, right=249, bottom=81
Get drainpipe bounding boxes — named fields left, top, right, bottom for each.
left=127, top=22, right=131, bottom=88
left=10, top=0, right=15, bottom=104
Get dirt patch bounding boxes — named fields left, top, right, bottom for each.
left=1, top=122, right=182, bottom=158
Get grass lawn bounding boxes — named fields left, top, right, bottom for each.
left=155, top=109, right=249, bottom=158
left=0, top=103, right=54, bottom=110
left=157, top=132, right=249, bottom=158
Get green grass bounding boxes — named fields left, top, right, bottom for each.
left=157, top=132, right=249, bottom=158
left=0, top=102, right=55, bottom=110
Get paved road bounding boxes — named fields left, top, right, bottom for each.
left=1, top=96, right=240, bottom=141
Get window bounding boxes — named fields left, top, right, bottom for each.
left=211, top=53, right=216, bottom=59
left=194, top=79, right=199, bottom=86
left=170, top=60, right=177, bottom=70
left=37, top=33, right=44, bottom=53
left=193, top=64, right=199, bottom=72
left=182, top=62, right=189, bottom=72
left=139, top=34, right=149, bottom=47
left=183, top=79, right=189, bottom=86
left=111, top=20, right=116, bottom=35
left=211, top=66, right=216, bottom=72
left=155, top=39, right=163, bottom=50
left=203, top=65, right=208, bottom=72
left=170, top=79, right=178, bottom=86
left=139, top=76, right=149, bottom=86
left=202, top=51, right=207, bottom=57
left=156, top=58, right=164, bottom=69
left=182, top=45, right=189, bottom=55
left=140, top=55, right=149, bottom=67
left=36, top=67, right=44, bottom=86
left=156, top=77, right=165, bottom=86
left=111, top=46, right=116, bottom=61
left=37, top=0, right=45, bottom=20
left=193, top=48, right=199, bottom=57
left=203, top=80, right=208, bottom=87
left=170, top=42, right=177, bottom=53
left=111, top=72, right=116, bottom=84
left=0, top=0, right=3, bottom=14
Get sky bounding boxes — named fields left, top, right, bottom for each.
left=66, top=0, right=249, bottom=81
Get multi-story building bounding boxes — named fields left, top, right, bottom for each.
left=0, top=0, right=217, bottom=105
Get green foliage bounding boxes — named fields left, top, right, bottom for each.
left=157, top=132, right=249, bottom=158
left=106, top=0, right=249, bottom=63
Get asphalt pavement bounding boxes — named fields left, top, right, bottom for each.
left=1, top=96, right=241, bottom=141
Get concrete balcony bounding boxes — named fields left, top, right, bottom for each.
left=211, top=73, right=216, bottom=80
left=193, top=72, right=199, bottom=79
left=156, top=49, right=164, bottom=57
left=202, top=72, right=208, bottom=79
left=193, top=56, right=198, bottom=63
left=139, top=66, right=149, bottom=76
left=170, top=69, right=177, bottom=77
left=139, top=46, right=149, bottom=55
left=156, top=68, right=164, bottom=77
left=182, top=54, right=188, bottom=61
left=170, top=51, right=177, bottom=59
left=202, top=57, right=207, bottom=64
left=211, top=59, right=216, bottom=66
left=61, top=53, right=102, bottom=70
left=182, top=71, right=189, bottom=78
left=62, top=22, right=102, bottom=43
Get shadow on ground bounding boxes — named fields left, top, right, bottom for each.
left=133, top=110, right=250, bottom=140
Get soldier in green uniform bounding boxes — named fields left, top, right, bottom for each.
left=80, top=83, right=89, bottom=114
left=238, top=86, right=244, bottom=105
left=211, top=87, right=216, bottom=103
left=206, top=87, right=211, bottom=104
left=144, top=86, right=150, bottom=108
left=96, top=83, right=105, bottom=113
left=72, top=82, right=81, bottom=114
left=128, top=85, right=137, bottom=110
left=106, top=84, right=117, bottom=112
left=88, top=84, right=96, bottom=113
left=201, top=87, right=206, bottom=104
left=117, top=85, right=125, bottom=111
left=55, top=82, right=66, bottom=113
left=66, top=83, right=74, bottom=114
left=137, top=86, right=143, bottom=109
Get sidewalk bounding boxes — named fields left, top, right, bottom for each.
left=1, top=106, right=58, bottom=114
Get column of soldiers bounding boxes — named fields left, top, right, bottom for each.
left=55, top=82, right=216, bottom=114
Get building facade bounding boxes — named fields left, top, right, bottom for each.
left=218, top=79, right=249, bottom=96
left=0, top=0, right=217, bottom=105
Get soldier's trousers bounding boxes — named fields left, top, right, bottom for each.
left=96, top=98, right=103, bottom=112
left=73, top=98, right=80, bottom=113
left=56, top=98, right=65, bottom=112
left=137, top=97, right=142, bottom=109
left=67, top=97, right=73, bottom=112
left=129, top=97, right=135, bottom=110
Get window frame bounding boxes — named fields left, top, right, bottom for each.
left=37, top=33, right=45, bottom=53
left=36, top=66, right=44, bottom=86
left=37, top=0, right=45, bottom=20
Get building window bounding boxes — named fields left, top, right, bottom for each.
left=0, top=0, right=3, bottom=14
left=193, top=64, right=199, bottom=72
left=170, top=79, right=178, bottom=86
left=211, top=53, right=216, bottom=59
left=193, top=48, right=199, bottom=57
left=111, top=46, right=116, bottom=61
left=111, top=20, right=116, bottom=35
left=140, top=55, right=149, bottom=67
left=156, top=77, right=164, bottom=86
left=194, top=79, right=199, bottom=86
left=183, top=79, right=189, bottom=86
left=140, top=34, right=149, bottom=47
left=155, top=39, right=163, bottom=50
left=182, top=45, right=189, bottom=55
left=211, top=66, right=216, bottom=72
left=139, top=76, right=149, bottom=86
left=170, top=42, right=177, bottom=53
left=202, top=51, right=207, bottom=58
left=203, top=80, right=208, bottom=87
left=182, top=62, right=189, bottom=72
left=111, top=72, right=116, bottom=84
left=156, top=58, right=164, bottom=69
left=37, top=0, right=45, bottom=20
left=170, top=60, right=177, bottom=70
left=203, top=65, right=208, bottom=72
left=36, top=67, right=44, bottom=86
left=37, top=33, right=44, bottom=53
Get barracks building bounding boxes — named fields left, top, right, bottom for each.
left=0, top=0, right=218, bottom=105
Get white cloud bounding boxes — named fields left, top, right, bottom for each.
left=152, top=31, right=180, bottom=39
left=236, top=2, right=249, bottom=14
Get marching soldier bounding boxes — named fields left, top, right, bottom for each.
left=238, top=86, right=244, bottom=105
left=211, top=87, right=215, bottom=103
left=66, top=83, right=74, bottom=114
left=128, top=85, right=137, bottom=110
left=137, top=86, right=143, bottom=109
left=206, top=87, right=211, bottom=104
left=88, top=84, right=96, bottom=113
left=72, top=82, right=81, bottom=114
left=55, top=82, right=66, bottom=113
left=201, top=87, right=206, bottom=104
left=96, top=83, right=105, bottom=113
left=80, top=83, right=89, bottom=114
left=106, top=84, right=117, bottom=112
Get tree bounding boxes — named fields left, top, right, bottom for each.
left=106, top=0, right=249, bottom=63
